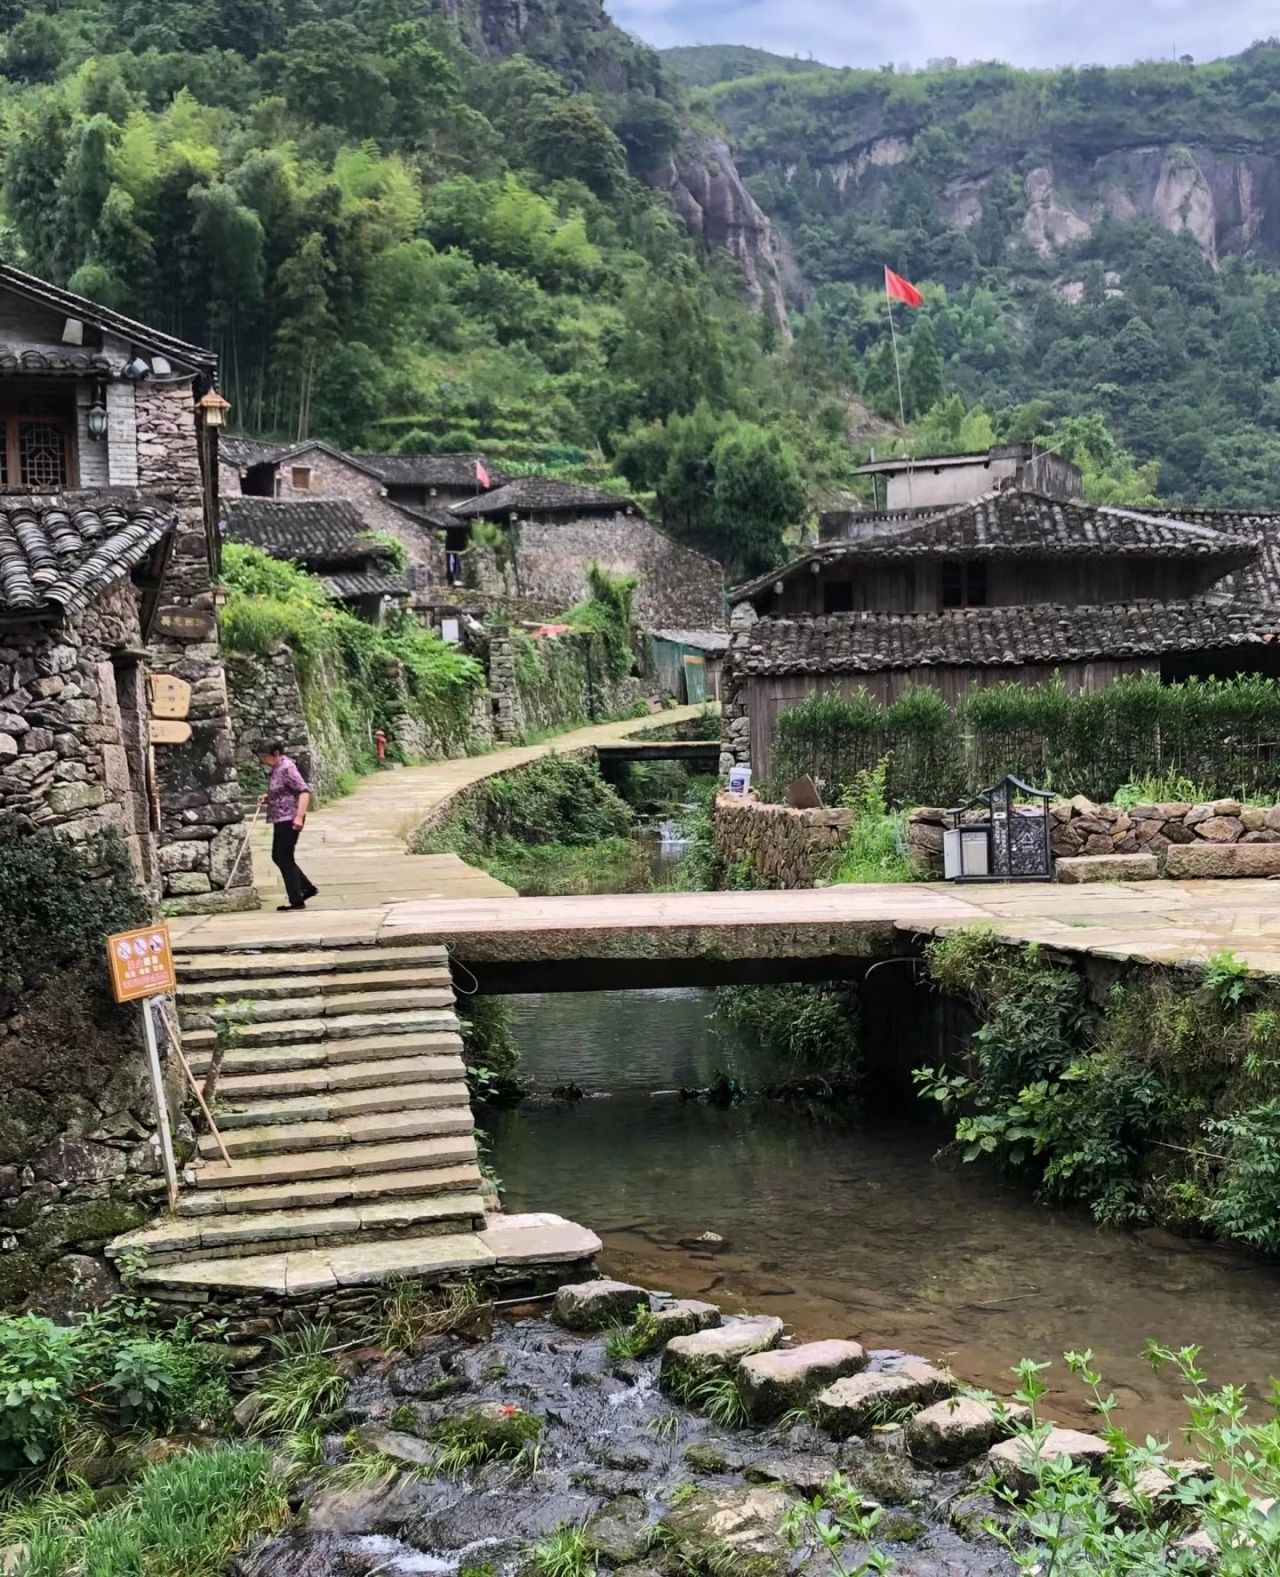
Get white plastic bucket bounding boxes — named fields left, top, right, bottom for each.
left=728, top=765, right=753, bottom=796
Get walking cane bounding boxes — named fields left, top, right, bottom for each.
left=223, top=800, right=263, bottom=893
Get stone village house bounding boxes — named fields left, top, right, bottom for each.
left=0, top=267, right=249, bottom=909
left=722, top=479, right=1280, bottom=779
left=220, top=441, right=726, bottom=631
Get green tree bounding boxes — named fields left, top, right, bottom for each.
left=523, top=98, right=627, bottom=198
left=710, top=421, right=807, bottom=576
left=614, top=95, right=681, bottom=172
left=905, top=316, right=944, bottom=417
left=5, top=14, right=67, bottom=82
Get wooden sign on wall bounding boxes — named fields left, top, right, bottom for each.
left=148, top=674, right=192, bottom=719
left=150, top=719, right=193, bottom=746
left=155, top=607, right=217, bottom=642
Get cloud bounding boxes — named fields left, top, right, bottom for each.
left=610, top=0, right=1277, bottom=68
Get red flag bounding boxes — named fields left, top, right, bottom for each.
left=885, top=267, right=923, bottom=308
left=475, top=460, right=491, bottom=490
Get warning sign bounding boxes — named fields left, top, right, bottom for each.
left=106, top=923, right=176, bottom=1004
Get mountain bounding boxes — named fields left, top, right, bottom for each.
left=661, top=44, right=832, bottom=89
left=687, top=44, right=1280, bottom=505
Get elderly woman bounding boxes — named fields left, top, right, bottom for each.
left=257, top=740, right=319, bottom=912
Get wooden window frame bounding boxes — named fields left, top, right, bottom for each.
left=941, top=559, right=988, bottom=609
left=0, top=412, right=77, bottom=492
left=291, top=465, right=312, bottom=492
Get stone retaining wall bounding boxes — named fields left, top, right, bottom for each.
left=713, top=791, right=852, bottom=889
left=907, top=796, right=1280, bottom=875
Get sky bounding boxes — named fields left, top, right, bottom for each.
left=608, top=0, right=1276, bottom=69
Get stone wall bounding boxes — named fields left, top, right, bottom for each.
left=487, top=627, right=652, bottom=744
left=136, top=384, right=252, bottom=913
left=511, top=516, right=725, bottom=629
left=713, top=791, right=852, bottom=889
left=907, top=797, right=1280, bottom=874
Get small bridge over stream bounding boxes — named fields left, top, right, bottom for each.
left=140, top=708, right=1280, bottom=1319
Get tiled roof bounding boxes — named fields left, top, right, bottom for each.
left=731, top=599, right=1280, bottom=677
left=0, top=265, right=216, bottom=371
left=449, top=478, right=635, bottom=518
left=1131, top=507, right=1280, bottom=609
left=0, top=494, right=175, bottom=619
left=321, top=570, right=409, bottom=601
left=732, top=490, right=1259, bottom=600
left=393, top=501, right=458, bottom=532
left=654, top=629, right=731, bottom=653
left=222, top=498, right=387, bottom=568
left=0, top=346, right=118, bottom=376
left=355, top=453, right=510, bottom=489
left=220, top=437, right=286, bottom=469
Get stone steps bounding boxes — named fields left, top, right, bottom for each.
left=179, top=1161, right=485, bottom=1216
left=175, top=944, right=449, bottom=981
left=132, top=1215, right=603, bottom=1302
left=187, top=1031, right=465, bottom=1077
left=108, top=1192, right=488, bottom=1264
left=182, top=1007, right=458, bottom=1051
left=198, top=1103, right=476, bottom=1159
left=217, top=1054, right=466, bottom=1099
left=176, top=966, right=454, bottom=1004
left=215, top=1080, right=472, bottom=1131
left=179, top=988, right=456, bottom=1029
left=190, top=1133, right=480, bottom=1190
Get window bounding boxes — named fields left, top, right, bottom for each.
left=290, top=466, right=312, bottom=492
left=823, top=580, right=855, bottom=614
left=0, top=414, right=74, bottom=491
left=942, top=559, right=988, bottom=608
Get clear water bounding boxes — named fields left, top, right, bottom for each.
left=488, top=986, right=1280, bottom=1437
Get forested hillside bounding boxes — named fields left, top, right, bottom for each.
left=672, top=44, right=1280, bottom=506
left=0, top=0, right=857, bottom=574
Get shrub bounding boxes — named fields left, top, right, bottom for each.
left=254, top=1325, right=347, bottom=1433
left=565, top=563, right=637, bottom=680
left=714, top=984, right=860, bottom=1075
left=0, top=1317, right=82, bottom=1472
left=831, top=758, right=914, bottom=884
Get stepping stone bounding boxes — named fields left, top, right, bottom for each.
left=814, top=1361, right=954, bottom=1439
left=479, top=1214, right=603, bottom=1267
left=553, top=1278, right=650, bottom=1332
left=906, top=1396, right=1030, bottom=1466
left=737, top=1340, right=867, bottom=1422
left=648, top=1299, right=721, bottom=1344
left=1106, top=1460, right=1211, bottom=1527
left=661, top=1316, right=784, bottom=1390
left=988, top=1427, right=1109, bottom=1496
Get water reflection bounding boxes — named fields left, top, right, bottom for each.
left=490, top=987, right=1280, bottom=1436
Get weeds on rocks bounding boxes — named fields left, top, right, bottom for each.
left=782, top=1473, right=893, bottom=1575
left=527, top=1522, right=597, bottom=1577
left=430, top=1404, right=541, bottom=1477
left=604, top=1305, right=663, bottom=1362
left=683, top=1375, right=749, bottom=1430
left=646, top=1410, right=682, bottom=1442
left=255, top=1325, right=347, bottom=1434
left=378, top=1277, right=489, bottom=1353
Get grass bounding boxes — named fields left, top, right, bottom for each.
left=484, top=835, right=653, bottom=896
left=2, top=1443, right=290, bottom=1577
left=604, top=1304, right=664, bottom=1362
left=682, top=1374, right=749, bottom=1429
left=378, top=1278, right=488, bottom=1353
left=254, top=1325, right=348, bottom=1434
left=527, top=1524, right=598, bottom=1577
left=831, top=760, right=914, bottom=885
left=646, top=1410, right=682, bottom=1442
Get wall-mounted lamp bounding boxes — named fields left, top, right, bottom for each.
left=197, top=389, right=231, bottom=428
left=86, top=400, right=108, bottom=442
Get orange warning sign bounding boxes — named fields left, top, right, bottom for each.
left=106, top=923, right=176, bottom=1004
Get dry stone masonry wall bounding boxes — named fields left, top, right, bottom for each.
left=713, top=791, right=852, bottom=889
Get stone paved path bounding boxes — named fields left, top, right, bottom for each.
left=171, top=705, right=713, bottom=938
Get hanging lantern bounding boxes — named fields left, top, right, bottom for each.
left=197, top=389, right=232, bottom=428
left=86, top=401, right=108, bottom=442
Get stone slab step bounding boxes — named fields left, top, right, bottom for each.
left=179, top=988, right=455, bottom=1029
left=190, top=1134, right=478, bottom=1189
left=176, top=945, right=450, bottom=980
left=130, top=1214, right=600, bottom=1299
left=183, top=1008, right=458, bottom=1051
left=108, top=1192, right=487, bottom=1263
left=217, top=1056, right=466, bottom=1100
left=177, top=967, right=453, bottom=1004
left=187, top=1032, right=465, bottom=1076
left=175, top=935, right=449, bottom=957
left=198, top=1104, right=475, bottom=1159
left=179, top=1162, right=484, bottom=1216
left=216, top=1081, right=471, bottom=1130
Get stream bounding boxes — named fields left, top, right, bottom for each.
left=487, top=986, right=1280, bottom=1440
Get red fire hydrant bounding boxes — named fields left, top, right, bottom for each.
left=374, top=729, right=387, bottom=766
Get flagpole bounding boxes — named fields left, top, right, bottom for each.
left=885, top=285, right=912, bottom=506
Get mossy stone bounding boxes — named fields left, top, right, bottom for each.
left=684, top=1441, right=729, bottom=1474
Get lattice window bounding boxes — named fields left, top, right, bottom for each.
left=18, top=421, right=68, bottom=489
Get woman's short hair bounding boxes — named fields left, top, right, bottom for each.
left=258, top=739, right=286, bottom=757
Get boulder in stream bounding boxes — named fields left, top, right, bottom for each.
left=583, top=1493, right=655, bottom=1565
left=649, top=1298, right=721, bottom=1343
left=659, top=1485, right=793, bottom=1577
left=988, top=1426, right=1109, bottom=1496
left=906, top=1396, right=1030, bottom=1466
left=553, top=1278, right=650, bottom=1331
left=815, top=1362, right=954, bottom=1439
left=738, top=1339, right=868, bottom=1422
left=661, top=1315, right=784, bottom=1389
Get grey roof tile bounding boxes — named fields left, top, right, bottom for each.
left=449, top=477, right=635, bottom=518
left=0, top=494, right=175, bottom=618
left=222, top=498, right=390, bottom=568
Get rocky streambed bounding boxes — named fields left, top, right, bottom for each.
left=245, top=1279, right=1042, bottom=1577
